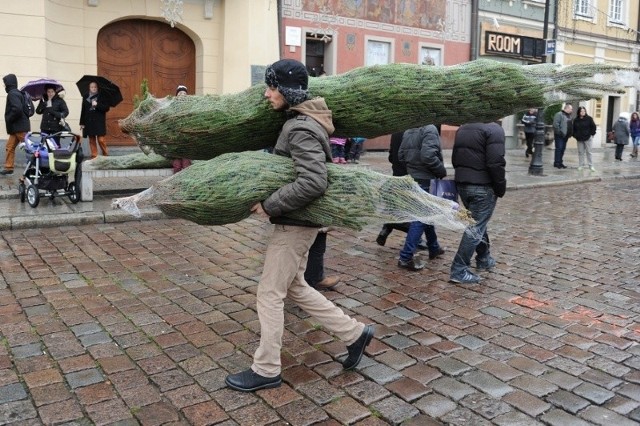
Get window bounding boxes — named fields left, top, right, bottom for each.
left=421, top=47, right=442, bottom=66
left=609, top=0, right=624, bottom=23
left=366, top=40, right=391, bottom=66
left=574, top=0, right=591, bottom=17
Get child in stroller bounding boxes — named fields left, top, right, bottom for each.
left=18, top=131, right=82, bottom=207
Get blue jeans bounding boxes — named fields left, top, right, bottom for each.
left=399, top=180, right=440, bottom=262
left=450, top=184, right=497, bottom=277
left=554, top=135, right=567, bottom=166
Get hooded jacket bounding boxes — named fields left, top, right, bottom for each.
left=398, top=124, right=446, bottom=181
left=36, top=93, right=69, bottom=134
left=612, top=115, right=630, bottom=145
left=262, top=97, right=335, bottom=226
left=3, top=74, right=31, bottom=134
left=452, top=122, right=507, bottom=198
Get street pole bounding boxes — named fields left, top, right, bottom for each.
left=529, top=0, right=552, bottom=176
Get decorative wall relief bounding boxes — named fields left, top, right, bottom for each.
left=303, top=0, right=447, bottom=31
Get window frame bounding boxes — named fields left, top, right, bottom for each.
left=364, top=36, right=394, bottom=66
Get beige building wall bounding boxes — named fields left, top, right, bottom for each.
left=555, top=0, right=639, bottom=147
left=0, top=0, right=279, bottom=138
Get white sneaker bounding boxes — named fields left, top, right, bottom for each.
left=577, top=166, right=583, bottom=171
left=589, top=166, right=596, bottom=172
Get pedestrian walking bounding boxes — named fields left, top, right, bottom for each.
left=572, top=106, right=597, bottom=171
left=2, top=74, right=31, bottom=175
left=348, top=136, right=366, bottom=163
left=396, top=124, right=446, bottom=271
left=612, top=112, right=630, bottom=161
left=224, top=59, right=373, bottom=392
left=629, top=111, right=640, bottom=158
left=330, top=136, right=347, bottom=164
left=375, top=130, right=428, bottom=250
left=172, top=85, right=193, bottom=173
left=521, top=108, right=537, bottom=158
left=79, top=80, right=110, bottom=159
left=552, top=103, right=573, bottom=169
left=449, top=122, right=506, bottom=284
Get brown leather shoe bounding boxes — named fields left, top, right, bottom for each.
left=312, top=276, right=340, bottom=290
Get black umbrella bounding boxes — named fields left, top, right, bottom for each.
left=76, top=75, right=123, bottom=107
left=20, top=78, right=65, bottom=99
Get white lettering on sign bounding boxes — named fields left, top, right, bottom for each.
left=487, top=34, right=521, bottom=54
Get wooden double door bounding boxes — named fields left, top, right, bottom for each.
left=97, top=19, right=196, bottom=145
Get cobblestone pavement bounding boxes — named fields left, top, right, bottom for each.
left=0, top=172, right=639, bottom=425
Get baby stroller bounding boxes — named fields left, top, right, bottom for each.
left=18, top=131, right=82, bottom=208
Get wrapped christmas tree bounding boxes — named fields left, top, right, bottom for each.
left=119, top=60, right=635, bottom=160
left=113, top=151, right=472, bottom=231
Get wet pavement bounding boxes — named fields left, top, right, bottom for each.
left=0, top=145, right=638, bottom=425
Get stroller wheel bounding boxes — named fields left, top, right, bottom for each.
left=68, top=182, right=79, bottom=204
left=18, top=182, right=26, bottom=203
left=27, top=185, right=40, bottom=208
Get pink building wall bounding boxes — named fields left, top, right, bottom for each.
left=279, top=0, right=471, bottom=148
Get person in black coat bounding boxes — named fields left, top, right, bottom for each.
left=36, top=84, right=69, bottom=139
left=572, top=106, right=597, bottom=171
left=79, top=81, right=110, bottom=159
left=450, top=122, right=506, bottom=284
left=2, top=74, right=31, bottom=175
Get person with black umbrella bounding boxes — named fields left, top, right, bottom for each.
left=79, top=80, right=110, bottom=159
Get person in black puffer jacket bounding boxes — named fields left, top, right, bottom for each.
left=572, top=106, right=597, bottom=171
left=449, top=122, right=506, bottom=284
left=36, top=84, right=69, bottom=140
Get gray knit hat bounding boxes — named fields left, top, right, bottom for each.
left=264, top=59, right=309, bottom=107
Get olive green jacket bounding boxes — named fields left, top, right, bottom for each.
left=263, top=97, right=335, bottom=225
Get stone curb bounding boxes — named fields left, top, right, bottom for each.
left=0, top=207, right=167, bottom=231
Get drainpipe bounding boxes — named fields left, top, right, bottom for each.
left=277, top=0, right=283, bottom=59
left=470, top=0, right=479, bottom=60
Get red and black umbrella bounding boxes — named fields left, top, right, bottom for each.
left=76, top=75, right=123, bottom=107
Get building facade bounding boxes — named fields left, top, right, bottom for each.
left=556, top=0, right=640, bottom=146
left=278, top=0, right=472, bottom=148
left=0, top=0, right=279, bottom=144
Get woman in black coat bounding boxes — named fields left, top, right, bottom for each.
left=36, top=84, right=69, bottom=139
left=79, top=81, right=110, bottom=159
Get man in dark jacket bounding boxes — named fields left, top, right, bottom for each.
left=450, top=122, right=506, bottom=284
left=225, top=59, right=373, bottom=393
left=396, top=125, right=447, bottom=270
left=2, top=74, right=31, bottom=175
left=552, top=103, right=573, bottom=168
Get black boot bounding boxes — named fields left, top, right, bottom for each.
left=376, top=225, right=392, bottom=246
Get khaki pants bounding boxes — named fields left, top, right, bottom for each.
left=4, top=132, right=26, bottom=171
left=88, top=135, right=108, bottom=159
left=252, top=225, right=364, bottom=377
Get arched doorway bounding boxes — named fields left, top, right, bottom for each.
left=97, top=19, right=196, bottom=145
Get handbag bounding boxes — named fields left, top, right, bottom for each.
left=607, top=131, right=615, bottom=143
left=429, top=179, right=458, bottom=202
left=60, top=118, right=71, bottom=132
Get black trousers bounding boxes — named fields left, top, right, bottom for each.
left=304, top=231, right=326, bottom=286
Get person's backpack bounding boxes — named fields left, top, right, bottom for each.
left=21, top=90, right=35, bottom=117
